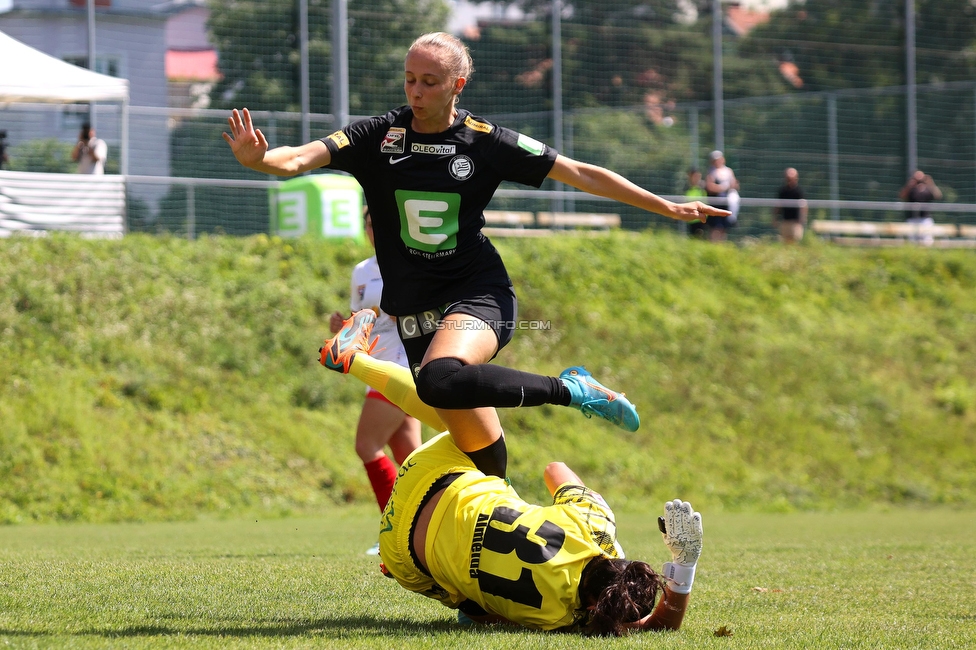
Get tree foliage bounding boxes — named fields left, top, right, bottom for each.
left=461, top=0, right=790, bottom=118
left=741, top=0, right=976, bottom=92
left=207, top=0, right=450, bottom=115
left=7, top=139, right=76, bottom=174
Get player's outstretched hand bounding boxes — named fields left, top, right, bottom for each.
left=222, top=108, right=269, bottom=169
left=659, top=499, right=703, bottom=567
left=668, top=201, right=731, bottom=223
left=657, top=499, right=702, bottom=595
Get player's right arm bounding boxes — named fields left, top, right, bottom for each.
left=457, top=600, right=516, bottom=626
left=547, top=155, right=729, bottom=224
left=222, top=108, right=331, bottom=176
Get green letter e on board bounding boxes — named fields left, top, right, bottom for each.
left=322, top=188, right=362, bottom=237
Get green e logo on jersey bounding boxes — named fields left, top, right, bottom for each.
left=395, top=190, right=461, bottom=253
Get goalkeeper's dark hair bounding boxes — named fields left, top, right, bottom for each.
left=574, top=557, right=665, bottom=636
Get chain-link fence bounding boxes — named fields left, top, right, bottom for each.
left=2, top=0, right=975, bottom=237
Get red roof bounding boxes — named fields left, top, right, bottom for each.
left=166, top=50, right=221, bottom=82
left=726, top=5, right=770, bottom=37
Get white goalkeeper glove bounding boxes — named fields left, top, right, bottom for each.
left=658, top=499, right=703, bottom=594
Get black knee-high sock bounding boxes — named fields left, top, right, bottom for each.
left=466, top=435, right=508, bottom=478
left=416, top=357, right=572, bottom=409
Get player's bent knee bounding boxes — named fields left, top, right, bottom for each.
left=416, top=357, right=465, bottom=408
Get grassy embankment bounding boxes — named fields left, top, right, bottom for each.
left=1, top=232, right=974, bottom=523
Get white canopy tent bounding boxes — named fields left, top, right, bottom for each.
left=0, top=29, right=129, bottom=173
left=0, top=30, right=129, bottom=237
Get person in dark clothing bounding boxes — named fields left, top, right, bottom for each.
left=774, top=167, right=808, bottom=243
left=899, top=170, right=943, bottom=245
left=223, top=31, right=729, bottom=480
left=0, top=130, right=9, bottom=169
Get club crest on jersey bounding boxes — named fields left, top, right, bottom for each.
left=380, top=128, right=406, bottom=154
left=449, top=155, right=474, bottom=181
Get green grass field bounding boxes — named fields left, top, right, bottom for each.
left=1, top=506, right=973, bottom=649
left=2, top=233, right=975, bottom=648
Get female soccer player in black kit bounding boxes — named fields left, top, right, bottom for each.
left=223, top=32, right=729, bottom=480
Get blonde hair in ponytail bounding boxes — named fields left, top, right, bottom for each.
left=407, top=32, right=474, bottom=104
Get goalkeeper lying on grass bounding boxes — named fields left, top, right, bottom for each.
left=320, top=310, right=704, bottom=636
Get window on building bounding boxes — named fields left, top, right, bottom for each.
left=63, top=55, right=120, bottom=78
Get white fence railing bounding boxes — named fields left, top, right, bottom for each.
left=0, top=170, right=125, bottom=238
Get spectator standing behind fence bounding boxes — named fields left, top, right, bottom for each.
left=684, top=167, right=707, bottom=239
left=899, top=170, right=942, bottom=246
left=0, top=130, right=9, bottom=169
left=71, top=123, right=107, bottom=175
left=704, top=150, right=739, bottom=242
left=774, top=167, right=808, bottom=244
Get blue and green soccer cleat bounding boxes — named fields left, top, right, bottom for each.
left=560, top=366, right=640, bottom=432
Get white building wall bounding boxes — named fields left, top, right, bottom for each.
left=0, top=6, right=171, bottom=184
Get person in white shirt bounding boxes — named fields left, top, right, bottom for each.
left=328, top=209, right=422, bottom=554
left=704, top=150, right=740, bottom=242
left=71, top=123, right=108, bottom=175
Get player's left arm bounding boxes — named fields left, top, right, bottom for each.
left=547, top=155, right=729, bottom=223
left=543, top=461, right=583, bottom=496
left=630, top=499, right=703, bottom=632
left=631, top=585, right=691, bottom=631
left=544, top=462, right=625, bottom=558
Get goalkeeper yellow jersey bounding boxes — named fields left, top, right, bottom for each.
left=378, top=432, right=621, bottom=631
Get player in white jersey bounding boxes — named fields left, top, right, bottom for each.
left=328, top=210, right=420, bottom=554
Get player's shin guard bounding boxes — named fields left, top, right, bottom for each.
left=349, top=354, right=447, bottom=431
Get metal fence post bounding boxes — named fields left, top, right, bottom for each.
left=331, top=0, right=349, bottom=129
left=906, top=0, right=917, bottom=177
left=565, top=111, right=575, bottom=213
left=300, top=0, right=310, bottom=145
left=828, top=93, right=839, bottom=220
left=712, top=0, right=724, bottom=152
left=187, top=183, right=195, bottom=240
left=267, top=113, right=278, bottom=181
left=552, top=0, right=564, bottom=214
left=87, top=0, right=97, bottom=130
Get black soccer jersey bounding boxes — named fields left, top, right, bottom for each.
left=321, top=106, right=558, bottom=315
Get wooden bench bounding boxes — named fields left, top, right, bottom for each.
left=482, top=210, right=621, bottom=237
left=811, top=220, right=976, bottom=248
left=483, top=210, right=536, bottom=227
left=537, top=211, right=621, bottom=229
